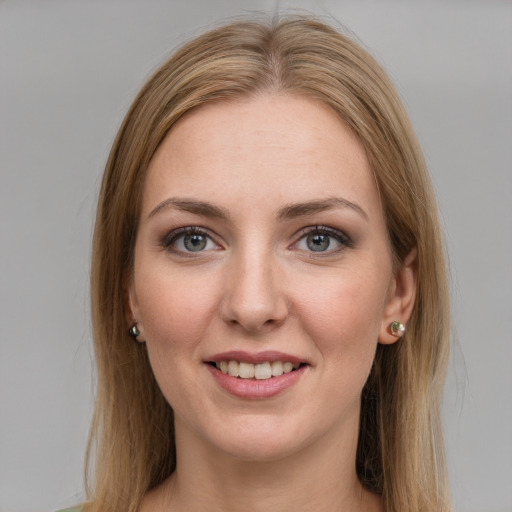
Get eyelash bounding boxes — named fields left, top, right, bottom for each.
left=160, top=226, right=220, bottom=256
left=160, top=225, right=353, bottom=256
left=292, top=225, right=353, bottom=255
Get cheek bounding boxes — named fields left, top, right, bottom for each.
left=134, top=268, right=223, bottom=412
left=136, top=267, right=221, bottom=358
left=295, top=268, right=388, bottom=361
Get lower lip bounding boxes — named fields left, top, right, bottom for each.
left=206, top=364, right=307, bottom=399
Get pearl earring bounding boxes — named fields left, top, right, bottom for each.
left=128, top=322, right=141, bottom=340
left=389, top=321, right=406, bottom=338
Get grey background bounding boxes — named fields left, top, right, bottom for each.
left=1, top=1, right=511, bottom=511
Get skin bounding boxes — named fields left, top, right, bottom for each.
left=129, top=94, right=417, bottom=512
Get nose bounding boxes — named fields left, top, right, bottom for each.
left=220, top=248, right=288, bottom=334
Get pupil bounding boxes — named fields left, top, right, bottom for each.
left=184, top=234, right=206, bottom=251
left=307, top=233, right=329, bottom=252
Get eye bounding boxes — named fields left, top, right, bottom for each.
left=304, top=233, right=332, bottom=252
left=293, top=226, right=352, bottom=254
left=161, top=227, right=219, bottom=254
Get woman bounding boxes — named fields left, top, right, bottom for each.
left=80, top=15, right=450, bottom=512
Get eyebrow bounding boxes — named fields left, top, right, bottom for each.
left=147, top=196, right=368, bottom=222
left=277, top=197, right=368, bottom=221
left=148, top=198, right=230, bottom=221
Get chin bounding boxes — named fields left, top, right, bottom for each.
left=216, top=434, right=306, bottom=463
left=199, top=414, right=326, bottom=464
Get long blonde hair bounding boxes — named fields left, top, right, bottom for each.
left=86, top=15, right=450, bottom=512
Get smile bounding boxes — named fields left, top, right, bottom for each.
left=206, top=351, right=308, bottom=398
left=214, top=360, right=301, bottom=380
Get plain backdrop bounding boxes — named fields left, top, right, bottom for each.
left=1, top=1, right=511, bottom=511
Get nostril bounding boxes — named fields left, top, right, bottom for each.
left=219, top=283, right=289, bottom=333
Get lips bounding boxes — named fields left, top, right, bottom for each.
left=205, top=350, right=308, bottom=399
left=214, top=360, right=301, bottom=379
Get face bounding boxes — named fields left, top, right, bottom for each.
left=129, top=94, right=414, bottom=462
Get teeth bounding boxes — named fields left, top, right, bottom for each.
left=215, top=360, right=302, bottom=380
left=239, top=362, right=255, bottom=378
left=271, top=361, right=283, bottom=376
left=227, top=360, right=239, bottom=377
left=254, top=362, right=272, bottom=380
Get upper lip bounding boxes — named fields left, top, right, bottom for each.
left=206, top=350, right=307, bottom=365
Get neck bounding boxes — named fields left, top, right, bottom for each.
left=143, top=415, right=382, bottom=512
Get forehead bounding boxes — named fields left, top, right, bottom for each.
left=143, top=94, right=381, bottom=220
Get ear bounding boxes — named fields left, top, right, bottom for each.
left=378, top=248, right=417, bottom=345
left=126, top=278, right=146, bottom=342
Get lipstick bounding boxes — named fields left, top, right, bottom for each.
left=205, top=350, right=308, bottom=399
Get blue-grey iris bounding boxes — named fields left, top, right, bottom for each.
left=184, top=234, right=207, bottom=251
left=307, top=233, right=330, bottom=252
